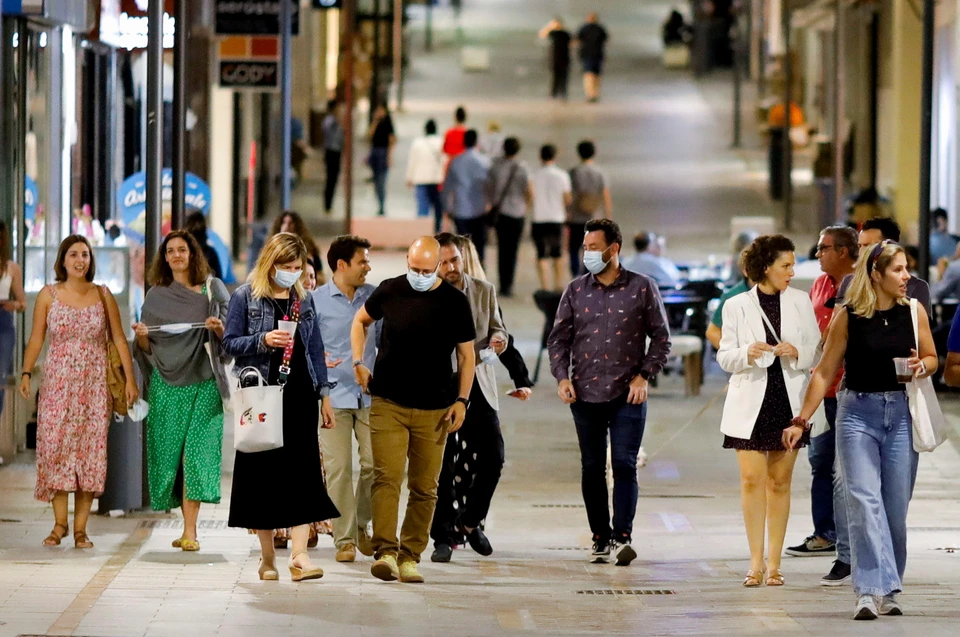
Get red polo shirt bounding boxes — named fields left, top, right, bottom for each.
left=809, top=272, right=844, bottom=398
left=443, top=126, right=467, bottom=157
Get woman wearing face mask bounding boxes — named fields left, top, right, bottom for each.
left=716, top=235, right=820, bottom=588
left=223, top=232, right=339, bottom=582
left=785, top=241, right=936, bottom=620
left=132, top=231, right=231, bottom=552
left=20, top=235, right=139, bottom=548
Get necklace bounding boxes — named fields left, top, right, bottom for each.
left=876, top=307, right=893, bottom=326
left=271, top=296, right=293, bottom=320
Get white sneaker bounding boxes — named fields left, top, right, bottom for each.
left=613, top=541, right=637, bottom=566
left=590, top=539, right=611, bottom=564
left=854, top=595, right=879, bottom=620
left=879, top=594, right=902, bottom=616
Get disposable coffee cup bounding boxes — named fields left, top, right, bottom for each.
left=278, top=320, right=297, bottom=339
left=893, top=357, right=912, bottom=384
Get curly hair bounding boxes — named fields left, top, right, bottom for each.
left=148, top=230, right=211, bottom=287
left=739, top=235, right=796, bottom=284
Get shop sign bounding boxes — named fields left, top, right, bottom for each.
left=117, top=170, right=211, bottom=232
left=215, top=1, right=300, bottom=36
left=94, top=0, right=176, bottom=50
left=219, top=61, right=278, bottom=89
left=1, top=1, right=43, bottom=15
left=24, top=176, right=38, bottom=222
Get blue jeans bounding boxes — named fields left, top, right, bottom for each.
left=570, top=396, right=646, bottom=542
left=836, top=391, right=918, bottom=597
left=369, top=148, right=389, bottom=215
left=807, top=397, right=838, bottom=543
left=415, top=184, right=443, bottom=233
left=0, top=310, right=15, bottom=418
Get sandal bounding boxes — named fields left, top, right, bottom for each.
left=288, top=551, right=323, bottom=582
left=43, top=523, right=69, bottom=547
left=74, top=531, right=94, bottom=549
left=766, top=569, right=785, bottom=587
left=743, top=569, right=766, bottom=588
left=179, top=538, right=200, bottom=552
left=258, top=558, right=279, bottom=581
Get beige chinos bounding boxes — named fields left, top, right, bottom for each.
left=319, top=407, right=374, bottom=549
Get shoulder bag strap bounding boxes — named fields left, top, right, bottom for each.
left=910, top=298, right=920, bottom=350
left=278, top=297, right=301, bottom=387
left=95, top=284, right=114, bottom=344
left=494, top=163, right=520, bottom=210
left=747, top=291, right=782, bottom=344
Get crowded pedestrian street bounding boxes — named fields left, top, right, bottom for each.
left=2, top=0, right=960, bottom=636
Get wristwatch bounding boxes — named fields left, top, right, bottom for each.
left=353, top=360, right=365, bottom=367
left=455, top=397, right=471, bottom=410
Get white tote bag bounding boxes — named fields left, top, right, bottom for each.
left=232, top=367, right=284, bottom=453
left=907, top=299, right=947, bottom=453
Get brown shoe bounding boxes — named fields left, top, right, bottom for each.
left=336, top=544, right=356, bottom=563
left=357, top=527, right=374, bottom=557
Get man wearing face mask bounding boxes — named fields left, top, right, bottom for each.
left=429, top=233, right=508, bottom=563
left=350, top=237, right=477, bottom=584
left=547, top=219, right=671, bottom=566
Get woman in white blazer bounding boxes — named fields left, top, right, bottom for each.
left=717, top=235, right=821, bottom=588
left=405, top=119, right=446, bottom=232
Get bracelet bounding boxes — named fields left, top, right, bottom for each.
left=790, top=416, right=809, bottom=431
left=21, top=372, right=31, bottom=379
left=918, top=361, right=927, bottom=378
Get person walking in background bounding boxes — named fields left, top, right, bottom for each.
left=531, top=144, right=572, bottom=291
left=315, top=235, right=378, bottom=563
left=20, top=235, right=139, bottom=549
left=430, top=233, right=508, bottom=563
left=406, top=119, right=446, bottom=233
left=132, top=231, right=231, bottom=553
left=622, top=232, right=682, bottom=287
left=567, top=140, right=612, bottom=276
left=576, top=12, right=609, bottom=102
left=539, top=17, right=572, bottom=100
left=443, top=106, right=469, bottom=159
left=717, top=235, right=821, bottom=588
left=478, top=121, right=505, bottom=158
left=706, top=267, right=751, bottom=350
left=185, top=211, right=223, bottom=280
left=788, top=241, right=937, bottom=619
left=322, top=99, right=345, bottom=215
left=0, top=221, right=26, bottom=422
left=485, top=137, right=532, bottom=297
left=369, top=103, right=396, bottom=217
left=444, top=130, right=491, bottom=263
left=351, top=237, right=476, bottom=584
left=223, top=233, right=339, bottom=582
left=548, top=219, right=669, bottom=566
left=785, top=227, right=857, bottom=586
left=270, top=211, right=324, bottom=281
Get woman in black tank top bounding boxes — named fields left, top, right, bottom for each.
left=787, top=242, right=938, bottom=620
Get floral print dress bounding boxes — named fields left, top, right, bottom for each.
left=34, top=286, right=111, bottom=501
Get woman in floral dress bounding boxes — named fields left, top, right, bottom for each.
left=19, top=236, right=138, bottom=549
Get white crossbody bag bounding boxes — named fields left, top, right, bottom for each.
left=907, top=298, right=947, bottom=453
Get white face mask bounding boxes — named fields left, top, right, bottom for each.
left=406, top=268, right=438, bottom=292
left=128, top=399, right=150, bottom=422
left=157, top=323, right=198, bottom=334
left=479, top=347, right=499, bottom=365
left=274, top=268, right=302, bottom=289
left=583, top=248, right=610, bottom=275
left=754, top=351, right=776, bottom=369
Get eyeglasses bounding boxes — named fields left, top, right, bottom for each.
left=815, top=244, right=836, bottom=255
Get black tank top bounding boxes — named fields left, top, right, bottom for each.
left=844, top=303, right=913, bottom=393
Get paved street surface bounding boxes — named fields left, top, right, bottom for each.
left=2, top=1, right=960, bottom=636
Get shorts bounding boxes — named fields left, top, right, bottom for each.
left=532, top=222, right=563, bottom=259
left=581, top=56, right=604, bottom=75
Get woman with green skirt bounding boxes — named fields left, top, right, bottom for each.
left=133, top=230, right=231, bottom=552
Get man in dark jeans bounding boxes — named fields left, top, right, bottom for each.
left=486, top=137, right=532, bottom=297
left=322, top=99, right=344, bottom=214
left=548, top=219, right=670, bottom=566
left=576, top=12, right=609, bottom=102
left=444, top=130, right=491, bottom=263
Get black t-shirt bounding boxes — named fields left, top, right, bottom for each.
left=577, top=23, right=608, bottom=59
left=844, top=304, right=913, bottom=393
left=549, top=29, right=571, bottom=68
left=364, top=275, right=476, bottom=410
left=371, top=115, right=395, bottom=148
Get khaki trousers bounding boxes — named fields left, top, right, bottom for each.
left=319, top=408, right=374, bottom=549
left=369, top=396, right=449, bottom=563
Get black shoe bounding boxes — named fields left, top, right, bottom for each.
left=785, top=534, right=836, bottom=557
left=431, top=543, right=453, bottom=562
left=466, top=528, right=493, bottom=556
left=820, top=560, right=852, bottom=586
left=612, top=540, right=637, bottom=566
left=590, top=537, right=611, bottom=564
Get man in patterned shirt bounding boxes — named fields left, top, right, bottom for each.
left=547, top=219, right=671, bottom=566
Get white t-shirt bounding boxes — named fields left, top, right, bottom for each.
left=531, top=164, right=572, bottom=223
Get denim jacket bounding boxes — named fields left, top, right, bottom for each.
left=222, top=284, right=331, bottom=396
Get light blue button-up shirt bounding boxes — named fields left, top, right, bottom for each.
left=313, top=280, right=378, bottom=409
left=443, top=148, right=491, bottom=219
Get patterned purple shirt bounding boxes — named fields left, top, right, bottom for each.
left=548, top=268, right=671, bottom=404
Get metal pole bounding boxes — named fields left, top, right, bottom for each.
left=832, top=0, right=844, bottom=224
left=231, top=93, right=242, bottom=259
left=370, top=0, right=381, bottom=122
left=425, top=1, right=433, bottom=52
left=171, top=0, right=187, bottom=230
left=868, top=11, right=879, bottom=190
left=782, top=0, right=793, bottom=231
left=343, top=0, right=356, bottom=233
left=393, top=0, right=402, bottom=111
left=732, top=12, right=742, bottom=148
left=280, top=0, right=293, bottom=211
left=918, top=0, right=935, bottom=278
left=145, top=0, right=164, bottom=275
left=758, top=0, right=766, bottom=100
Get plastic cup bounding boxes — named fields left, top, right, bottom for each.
left=278, top=320, right=297, bottom=339
left=893, top=357, right=912, bottom=384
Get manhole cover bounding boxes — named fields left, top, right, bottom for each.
left=532, top=504, right=584, bottom=508
left=546, top=547, right=584, bottom=551
left=575, top=589, right=675, bottom=595
left=138, top=520, right=228, bottom=529
left=0, top=519, right=21, bottom=523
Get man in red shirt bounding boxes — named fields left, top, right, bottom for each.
left=785, top=226, right=857, bottom=587
left=443, top=106, right=469, bottom=158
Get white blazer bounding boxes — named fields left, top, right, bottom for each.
left=717, top=285, right=821, bottom=440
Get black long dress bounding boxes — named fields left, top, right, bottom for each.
left=228, top=310, right=339, bottom=530
left=723, top=288, right=809, bottom=451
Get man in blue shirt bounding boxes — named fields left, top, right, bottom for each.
left=443, top=129, right=491, bottom=263
left=314, top=235, right=378, bottom=564
left=621, top=231, right=682, bottom=287
left=930, top=208, right=959, bottom=263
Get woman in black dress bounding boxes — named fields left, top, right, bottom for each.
left=223, top=233, right=339, bottom=582
left=716, top=235, right=821, bottom=588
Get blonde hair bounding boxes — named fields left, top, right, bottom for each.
left=487, top=120, right=501, bottom=133
left=249, top=232, right=308, bottom=300
left=455, top=235, right=487, bottom=282
left=844, top=241, right=908, bottom=319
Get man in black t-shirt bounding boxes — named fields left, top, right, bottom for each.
left=539, top=17, right=572, bottom=100
left=576, top=12, right=609, bottom=102
left=351, top=236, right=477, bottom=584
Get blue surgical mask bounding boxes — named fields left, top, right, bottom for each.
left=583, top=249, right=609, bottom=275
left=406, top=269, right=438, bottom=292
left=274, top=268, right=302, bottom=289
